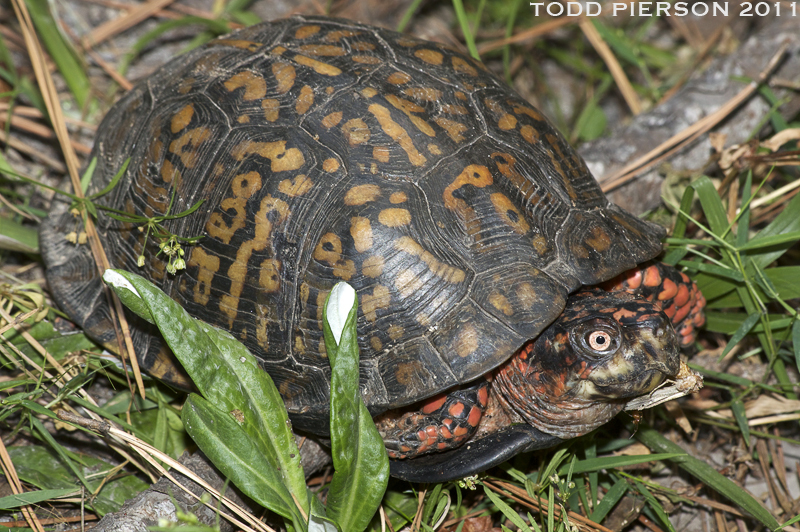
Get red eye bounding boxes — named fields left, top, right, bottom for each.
left=587, top=330, right=613, bottom=351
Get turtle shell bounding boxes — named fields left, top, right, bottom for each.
left=40, top=16, right=664, bottom=434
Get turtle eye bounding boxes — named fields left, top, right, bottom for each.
left=586, top=330, right=613, bottom=351
left=576, top=324, right=620, bottom=356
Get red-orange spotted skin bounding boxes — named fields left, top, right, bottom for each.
left=378, top=380, right=491, bottom=459
left=603, top=262, right=706, bottom=348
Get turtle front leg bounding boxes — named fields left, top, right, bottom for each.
left=377, top=380, right=490, bottom=459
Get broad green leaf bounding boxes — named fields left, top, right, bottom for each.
left=309, top=513, right=340, bottom=532
left=381, top=489, right=420, bottom=531
left=738, top=231, right=800, bottom=252
left=693, top=271, right=738, bottom=303
left=749, top=189, right=800, bottom=267
left=131, top=406, right=189, bottom=458
left=6, top=445, right=149, bottom=516
left=691, top=176, right=730, bottom=238
left=323, top=283, right=389, bottom=532
left=704, top=311, right=790, bottom=335
left=102, top=270, right=309, bottom=515
left=182, top=395, right=304, bottom=527
left=0, top=217, right=39, bottom=253
left=706, top=266, right=800, bottom=309
left=793, top=321, right=800, bottom=375
left=636, top=425, right=780, bottom=530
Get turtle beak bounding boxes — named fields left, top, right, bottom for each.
left=639, top=319, right=681, bottom=378
left=624, top=318, right=681, bottom=396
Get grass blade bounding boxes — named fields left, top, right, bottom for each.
left=636, top=425, right=780, bottom=530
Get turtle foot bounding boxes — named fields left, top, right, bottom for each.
left=378, top=380, right=489, bottom=459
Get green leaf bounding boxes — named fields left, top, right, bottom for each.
left=0, top=217, right=39, bottom=253
left=738, top=231, right=800, bottom=252
left=483, top=485, right=532, bottom=532
left=720, top=312, right=761, bottom=358
left=87, top=158, right=129, bottom=200
left=0, top=488, right=77, bottom=510
left=119, top=17, right=232, bottom=75
left=748, top=189, right=800, bottom=267
left=574, top=100, right=607, bottom=142
left=323, top=283, right=389, bottom=532
left=6, top=445, right=149, bottom=516
left=103, top=269, right=309, bottom=518
left=663, top=186, right=696, bottom=265
left=556, top=453, right=685, bottom=475
left=704, top=311, right=790, bottom=335
left=589, top=477, right=627, bottom=523
left=636, top=425, right=780, bottom=530
left=691, top=176, right=731, bottom=238
left=182, top=395, right=304, bottom=526
left=633, top=481, right=675, bottom=532
left=26, top=0, right=90, bottom=107
left=731, top=399, right=751, bottom=446
left=705, top=266, right=800, bottom=309
left=80, top=157, right=98, bottom=195
left=591, top=20, right=643, bottom=67
left=793, top=321, right=800, bottom=375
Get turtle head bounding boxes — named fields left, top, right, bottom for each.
left=494, top=288, right=681, bottom=439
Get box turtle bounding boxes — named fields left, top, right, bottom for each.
left=40, top=16, right=705, bottom=482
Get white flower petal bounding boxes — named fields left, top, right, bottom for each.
left=102, top=270, right=141, bottom=298
left=326, top=282, right=355, bottom=345
left=308, top=514, right=339, bottom=532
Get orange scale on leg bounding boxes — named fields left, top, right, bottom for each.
left=467, top=406, right=482, bottom=428
left=626, top=268, right=644, bottom=289
left=448, top=402, right=465, bottom=417
left=478, top=385, right=489, bottom=407
left=657, top=278, right=678, bottom=300
left=643, top=264, right=663, bottom=288
left=674, top=284, right=690, bottom=307
left=674, top=305, right=691, bottom=325
left=692, top=311, right=706, bottom=327
left=421, top=393, right=447, bottom=414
